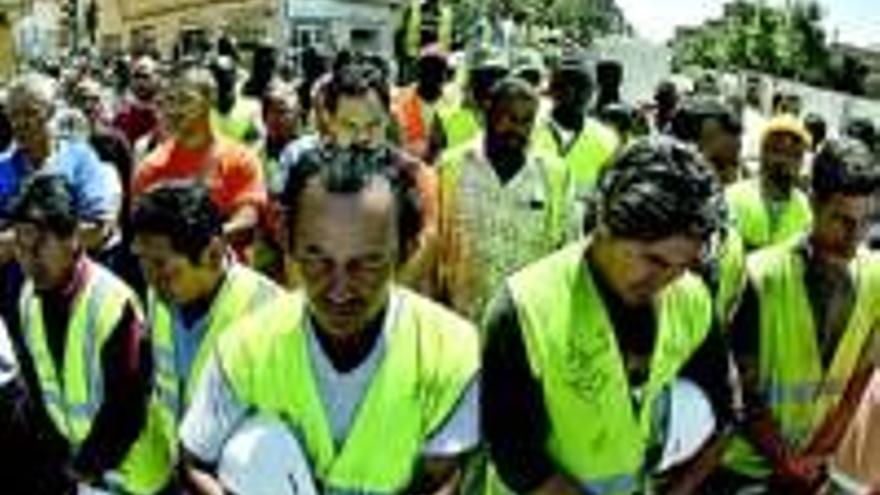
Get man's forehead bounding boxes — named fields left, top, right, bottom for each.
left=300, top=175, right=394, bottom=211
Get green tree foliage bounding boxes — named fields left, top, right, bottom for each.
left=446, top=0, right=628, bottom=46
left=671, top=0, right=868, bottom=95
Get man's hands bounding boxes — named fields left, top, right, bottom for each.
left=771, top=453, right=827, bottom=494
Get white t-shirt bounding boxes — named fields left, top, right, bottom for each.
left=180, top=296, right=479, bottom=469
left=0, top=318, right=18, bottom=387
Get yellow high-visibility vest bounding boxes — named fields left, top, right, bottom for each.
left=21, top=260, right=172, bottom=494
left=219, top=287, right=479, bottom=492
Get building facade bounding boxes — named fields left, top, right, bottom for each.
left=97, top=0, right=401, bottom=60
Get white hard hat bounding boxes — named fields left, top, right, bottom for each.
left=829, top=468, right=873, bottom=495
left=77, top=485, right=112, bottom=495
left=654, top=379, right=716, bottom=473
left=219, top=415, right=319, bottom=495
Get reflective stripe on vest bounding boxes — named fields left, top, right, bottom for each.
left=21, top=262, right=118, bottom=444
left=725, top=179, right=812, bottom=250
left=405, top=1, right=453, bottom=57
left=724, top=246, right=880, bottom=477
left=21, top=260, right=173, bottom=494
left=220, top=287, right=479, bottom=493
left=150, top=264, right=280, bottom=418
left=495, top=240, right=712, bottom=495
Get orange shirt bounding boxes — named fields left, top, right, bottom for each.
left=132, top=137, right=267, bottom=217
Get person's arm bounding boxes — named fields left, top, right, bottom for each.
left=729, top=283, right=824, bottom=489
left=181, top=450, right=227, bottom=495
left=179, top=356, right=250, bottom=495
left=72, top=303, right=152, bottom=482
left=222, top=148, right=269, bottom=246
left=407, top=374, right=480, bottom=495
left=481, top=287, right=581, bottom=494
left=660, top=324, right=736, bottom=493
left=806, top=330, right=880, bottom=457
left=398, top=159, right=439, bottom=295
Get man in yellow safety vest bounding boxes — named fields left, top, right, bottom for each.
left=482, top=137, right=734, bottom=495
left=130, top=181, right=284, bottom=475
left=721, top=138, right=880, bottom=493
left=179, top=146, right=480, bottom=494
left=11, top=174, right=172, bottom=494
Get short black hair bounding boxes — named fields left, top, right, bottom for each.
left=11, top=174, right=78, bottom=237
left=843, top=117, right=877, bottom=152
left=591, top=136, right=725, bottom=241
left=804, top=113, right=827, bottom=147
left=812, top=138, right=880, bottom=202
left=130, top=181, right=223, bottom=263
left=671, top=97, right=742, bottom=143
left=281, top=144, right=423, bottom=262
left=323, top=53, right=390, bottom=114
left=598, top=102, right=637, bottom=136
left=488, top=76, right=538, bottom=116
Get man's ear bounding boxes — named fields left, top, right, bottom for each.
left=203, top=236, right=226, bottom=268
left=399, top=235, right=420, bottom=266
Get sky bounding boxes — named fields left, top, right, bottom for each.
left=616, top=0, right=880, bottom=48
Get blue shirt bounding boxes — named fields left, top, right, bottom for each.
left=274, top=134, right=321, bottom=196
left=42, top=138, right=122, bottom=222
left=172, top=308, right=211, bottom=394
left=0, top=147, right=31, bottom=220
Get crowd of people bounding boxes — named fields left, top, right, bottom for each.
left=0, top=34, right=879, bottom=495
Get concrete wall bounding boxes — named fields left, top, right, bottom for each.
left=589, top=35, right=880, bottom=131
left=588, top=35, right=673, bottom=105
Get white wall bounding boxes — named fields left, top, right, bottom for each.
left=589, top=35, right=880, bottom=131
left=588, top=35, right=673, bottom=105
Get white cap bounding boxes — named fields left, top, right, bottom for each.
left=655, top=379, right=717, bottom=473
left=219, top=415, right=319, bottom=495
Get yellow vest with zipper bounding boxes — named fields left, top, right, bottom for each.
left=21, top=260, right=172, bottom=494
left=486, top=241, right=713, bottom=495
left=219, top=287, right=479, bottom=493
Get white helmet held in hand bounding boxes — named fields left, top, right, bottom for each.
left=653, top=378, right=717, bottom=473
left=219, top=415, right=319, bottom=495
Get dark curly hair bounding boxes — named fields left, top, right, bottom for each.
left=323, top=52, right=390, bottom=114
left=11, top=174, right=78, bottom=238
left=812, top=138, right=880, bottom=202
left=130, top=181, right=223, bottom=263
left=588, top=136, right=726, bottom=241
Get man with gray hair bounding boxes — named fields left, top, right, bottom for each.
left=2, top=73, right=122, bottom=239
left=1, top=73, right=123, bottom=342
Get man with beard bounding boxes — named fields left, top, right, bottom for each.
left=436, top=76, right=575, bottom=322
left=532, top=50, right=620, bottom=197
left=482, top=138, right=733, bottom=495
left=726, top=115, right=813, bottom=251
